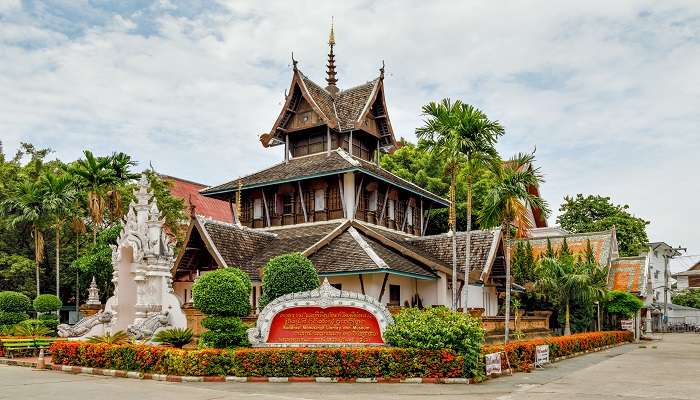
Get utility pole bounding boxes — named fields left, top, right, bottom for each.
left=663, top=245, right=686, bottom=332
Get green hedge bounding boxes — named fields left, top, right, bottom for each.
left=0, top=311, right=29, bottom=326
left=384, top=307, right=484, bottom=374
left=50, top=342, right=466, bottom=378
left=33, top=294, right=62, bottom=313
left=260, top=252, right=319, bottom=309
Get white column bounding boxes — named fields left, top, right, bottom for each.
left=343, top=172, right=355, bottom=219
left=436, top=272, right=449, bottom=307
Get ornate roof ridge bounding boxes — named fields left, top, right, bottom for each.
left=519, top=229, right=616, bottom=240
left=196, top=215, right=278, bottom=238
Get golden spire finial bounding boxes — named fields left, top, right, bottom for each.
left=325, top=17, right=338, bottom=95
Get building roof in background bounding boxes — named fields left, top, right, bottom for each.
left=528, top=226, right=570, bottom=238
left=609, top=256, right=648, bottom=294
left=670, top=254, right=700, bottom=274
left=516, top=230, right=618, bottom=267
left=162, top=175, right=233, bottom=223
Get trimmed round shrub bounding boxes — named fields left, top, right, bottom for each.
left=0, top=291, right=32, bottom=313
left=192, top=267, right=251, bottom=317
left=0, top=311, right=29, bottom=327
left=260, top=252, right=319, bottom=308
left=199, top=317, right=249, bottom=349
left=384, top=307, right=485, bottom=373
left=33, top=294, right=63, bottom=313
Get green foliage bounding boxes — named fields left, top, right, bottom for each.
left=557, top=194, right=649, bottom=257
left=260, top=253, right=319, bottom=309
left=0, top=253, right=35, bottom=299
left=199, top=316, right=249, bottom=349
left=535, top=257, right=608, bottom=334
left=192, top=267, right=251, bottom=317
left=0, top=291, right=32, bottom=313
left=152, top=328, right=193, bottom=348
left=478, top=152, right=550, bottom=235
left=384, top=307, right=484, bottom=374
left=37, top=313, right=59, bottom=334
left=605, top=290, right=644, bottom=318
left=0, top=311, right=29, bottom=327
left=71, top=224, right=122, bottom=302
left=381, top=140, right=495, bottom=233
left=672, top=289, right=700, bottom=309
left=33, top=294, right=62, bottom=313
left=88, top=330, right=130, bottom=344
left=512, top=241, right=537, bottom=284
left=13, top=319, right=52, bottom=337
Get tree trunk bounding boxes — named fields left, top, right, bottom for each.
left=450, top=172, right=457, bottom=311
left=55, top=228, right=60, bottom=298
left=564, top=301, right=571, bottom=335
left=463, top=173, right=472, bottom=313
left=34, top=227, right=41, bottom=297
left=503, top=222, right=511, bottom=343
left=92, top=225, right=97, bottom=246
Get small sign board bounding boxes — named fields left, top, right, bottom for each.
left=485, top=352, right=502, bottom=376
left=535, top=344, right=550, bottom=367
left=620, top=319, right=634, bottom=332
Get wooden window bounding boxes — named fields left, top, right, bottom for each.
left=293, top=133, right=326, bottom=157
left=314, top=189, right=325, bottom=211
left=331, top=283, right=342, bottom=290
left=389, top=284, right=400, bottom=306
left=282, top=193, right=294, bottom=215
left=253, top=198, right=263, bottom=219
left=328, top=185, right=342, bottom=211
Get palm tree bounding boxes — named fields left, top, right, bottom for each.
left=107, top=152, right=139, bottom=221
left=66, top=151, right=114, bottom=245
left=40, top=172, right=77, bottom=298
left=479, top=152, right=550, bottom=342
left=417, top=100, right=504, bottom=311
left=0, top=180, right=47, bottom=296
left=416, top=99, right=467, bottom=310
left=535, top=256, right=608, bottom=335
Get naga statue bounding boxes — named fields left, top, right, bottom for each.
left=57, top=311, right=113, bottom=338
left=127, top=310, right=170, bottom=340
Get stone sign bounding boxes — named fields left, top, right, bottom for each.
left=248, top=279, right=393, bottom=347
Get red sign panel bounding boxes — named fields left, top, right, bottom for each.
left=266, top=306, right=384, bottom=344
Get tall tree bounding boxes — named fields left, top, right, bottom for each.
left=66, top=151, right=115, bottom=245
left=107, top=152, right=139, bottom=221
left=557, top=194, right=649, bottom=257
left=415, top=99, right=467, bottom=310
left=535, top=256, right=608, bottom=335
left=479, top=152, right=550, bottom=342
left=40, top=172, right=77, bottom=297
left=0, top=180, right=47, bottom=296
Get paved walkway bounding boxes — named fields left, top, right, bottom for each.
left=0, top=334, right=698, bottom=400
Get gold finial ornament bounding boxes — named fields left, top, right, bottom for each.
left=325, top=17, right=339, bottom=95
left=329, top=17, right=335, bottom=45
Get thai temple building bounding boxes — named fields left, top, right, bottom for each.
left=170, top=27, right=548, bottom=316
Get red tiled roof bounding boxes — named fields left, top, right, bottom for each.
left=609, top=256, right=647, bottom=294
left=163, top=175, right=233, bottom=223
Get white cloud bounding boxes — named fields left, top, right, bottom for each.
left=1, top=0, right=699, bottom=253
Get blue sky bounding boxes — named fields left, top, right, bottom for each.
left=1, top=1, right=699, bottom=254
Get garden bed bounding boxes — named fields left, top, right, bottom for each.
left=482, top=330, right=634, bottom=372
left=49, top=343, right=466, bottom=378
